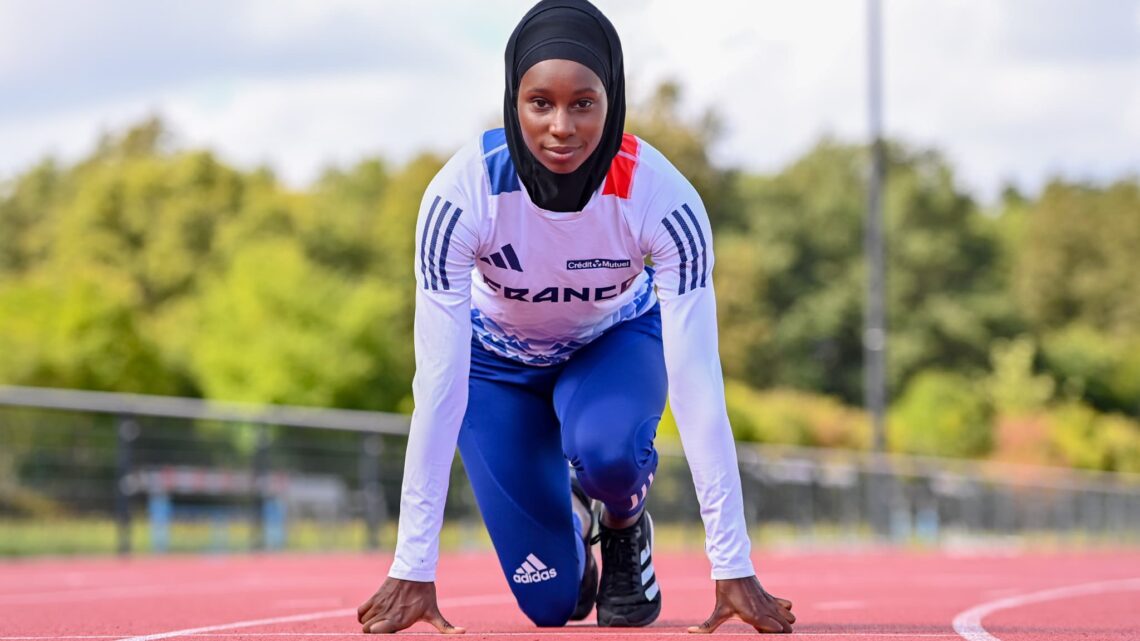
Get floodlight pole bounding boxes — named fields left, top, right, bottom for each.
left=865, top=0, right=900, bottom=540
left=865, top=0, right=887, bottom=454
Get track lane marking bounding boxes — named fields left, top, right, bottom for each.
left=114, top=608, right=356, bottom=641
left=952, top=577, right=1140, bottom=641
left=114, top=594, right=516, bottom=641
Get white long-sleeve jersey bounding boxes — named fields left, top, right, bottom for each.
left=389, top=129, right=755, bottom=582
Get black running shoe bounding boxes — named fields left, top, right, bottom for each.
left=596, top=510, right=661, bottom=627
left=570, top=479, right=598, bottom=621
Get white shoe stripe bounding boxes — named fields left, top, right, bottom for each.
left=645, top=581, right=660, bottom=601
left=640, top=546, right=650, bottom=565
left=526, top=554, right=547, bottom=571
left=641, top=562, right=655, bottom=586
left=630, top=493, right=639, bottom=509
left=521, top=561, right=536, bottom=573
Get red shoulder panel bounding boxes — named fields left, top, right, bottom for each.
left=602, top=133, right=640, bottom=199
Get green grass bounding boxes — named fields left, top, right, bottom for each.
left=0, top=517, right=498, bottom=557
left=2, top=517, right=1135, bottom=558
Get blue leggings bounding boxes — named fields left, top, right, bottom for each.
left=457, top=306, right=666, bottom=626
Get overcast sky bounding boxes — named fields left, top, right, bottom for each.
left=1, top=0, right=1137, bottom=202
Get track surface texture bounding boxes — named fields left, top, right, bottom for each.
left=1, top=549, right=1138, bottom=640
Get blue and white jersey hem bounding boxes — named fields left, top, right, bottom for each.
left=471, top=275, right=658, bottom=367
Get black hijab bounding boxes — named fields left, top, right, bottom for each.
left=503, top=0, right=626, bottom=212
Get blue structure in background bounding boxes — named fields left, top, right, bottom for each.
left=137, top=466, right=288, bottom=553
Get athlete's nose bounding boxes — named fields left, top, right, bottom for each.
left=550, top=107, right=574, bottom=138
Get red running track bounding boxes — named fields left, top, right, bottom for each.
left=1, top=549, right=1138, bottom=640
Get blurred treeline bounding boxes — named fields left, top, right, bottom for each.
left=2, top=83, right=1139, bottom=472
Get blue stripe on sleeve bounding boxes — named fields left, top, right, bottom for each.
left=681, top=204, right=708, bottom=288
left=671, top=210, right=701, bottom=292
left=419, top=195, right=441, bottom=289
left=661, top=218, right=688, bottom=295
left=426, top=200, right=452, bottom=290
left=437, top=207, right=463, bottom=290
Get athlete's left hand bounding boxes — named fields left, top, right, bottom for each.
left=687, top=575, right=795, bottom=634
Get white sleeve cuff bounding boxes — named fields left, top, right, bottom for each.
left=387, top=564, right=436, bottom=582
left=710, top=562, right=757, bottom=581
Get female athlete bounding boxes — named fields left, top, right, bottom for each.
left=357, top=0, right=795, bottom=634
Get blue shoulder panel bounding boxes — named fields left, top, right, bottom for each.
left=481, top=128, right=520, bottom=195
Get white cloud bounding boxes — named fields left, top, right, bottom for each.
left=1, top=0, right=1137, bottom=202
left=166, top=69, right=505, bottom=185
left=604, top=0, right=866, bottom=172
left=886, top=0, right=1140, bottom=196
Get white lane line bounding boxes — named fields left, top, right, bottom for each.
left=114, top=594, right=516, bottom=641
left=115, top=609, right=356, bottom=641
left=952, top=577, right=1140, bottom=641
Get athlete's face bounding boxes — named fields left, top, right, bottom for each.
left=516, top=59, right=608, bottom=174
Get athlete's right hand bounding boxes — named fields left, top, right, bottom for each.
left=357, top=577, right=465, bottom=634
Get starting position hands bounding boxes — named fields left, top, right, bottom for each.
left=358, top=575, right=793, bottom=634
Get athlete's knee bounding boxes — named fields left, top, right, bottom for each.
left=525, top=605, right=572, bottom=628
left=567, top=416, right=659, bottom=502
left=516, top=590, right=575, bottom=627
left=576, top=446, right=640, bottom=495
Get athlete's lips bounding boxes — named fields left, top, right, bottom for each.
left=542, top=145, right=582, bottom=163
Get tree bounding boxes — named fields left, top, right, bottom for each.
left=1008, top=178, right=1140, bottom=416
left=1014, top=179, right=1140, bottom=336
left=889, top=370, right=993, bottom=458
left=45, top=120, right=247, bottom=311
left=724, top=140, right=1012, bottom=404
left=0, top=159, right=63, bottom=274
left=0, top=270, right=179, bottom=393
left=186, top=239, right=407, bottom=410
left=298, top=159, right=390, bottom=275
left=627, top=82, right=745, bottom=231
left=725, top=140, right=865, bottom=397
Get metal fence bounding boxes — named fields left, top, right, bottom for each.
left=2, top=385, right=1138, bottom=555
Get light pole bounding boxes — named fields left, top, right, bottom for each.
left=865, top=0, right=897, bottom=539
left=865, top=0, right=887, bottom=455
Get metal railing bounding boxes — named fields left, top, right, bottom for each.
left=2, top=385, right=1138, bottom=556
left=0, top=385, right=410, bottom=554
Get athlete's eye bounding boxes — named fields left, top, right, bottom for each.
left=531, top=98, right=550, bottom=109
left=575, top=99, right=594, bottom=109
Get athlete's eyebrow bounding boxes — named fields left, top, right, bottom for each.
left=523, top=86, right=601, bottom=94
